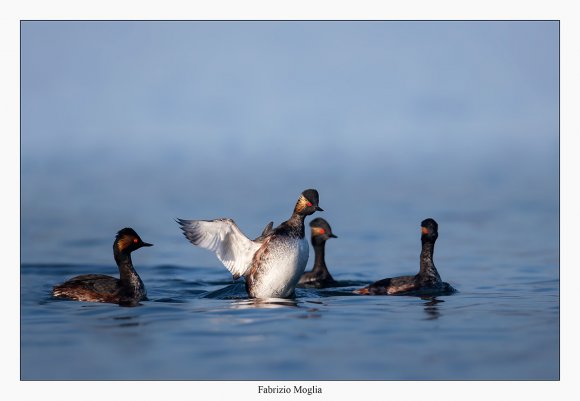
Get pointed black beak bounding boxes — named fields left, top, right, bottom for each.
left=141, top=242, right=153, bottom=247
left=315, top=206, right=324, bottom=211
left=329, top=233, right=337, bottom=238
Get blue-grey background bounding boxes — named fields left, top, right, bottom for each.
left=21, top=21, right=559, bottom=380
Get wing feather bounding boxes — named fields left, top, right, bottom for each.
left=254, top=221, right=274, bottom=241
left=176, top=218, right=261, bottom=278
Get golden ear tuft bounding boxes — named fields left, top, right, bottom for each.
left=116, top=236, right=133, bottom=251
left=311, top=227, right=325, bottom=236
left=295, top=195, right=310, bottom=212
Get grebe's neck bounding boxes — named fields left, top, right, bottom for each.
left=419, top=240, right=441, bottom=281
left=312, top=240, right=329, bottom=274
left=286, top=212, right=306, bottom=238
left=115, top=251, right=144, bottom=293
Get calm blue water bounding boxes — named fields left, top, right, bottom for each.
left=20, top=178, right=559, bottom=380
left=20, top=21, right=559, bottom=381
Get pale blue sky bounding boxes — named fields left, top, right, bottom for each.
left=20, top=21, right=559, bottom=265
left=21, top=21, right=558, bottom=164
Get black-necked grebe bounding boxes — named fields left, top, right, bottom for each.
left=298, top=217, right=338, bottom=288
left=177, top=189, right=323, bottom=299
left=354, top=218, right=455, bottom=295
left=52, top=228, right=153, bottom=306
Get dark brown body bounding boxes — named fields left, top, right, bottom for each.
left=355, top=274, right=454, bottom=295
left=298, top=270, right=338, bottom=288
left=52, top=274, right=146, bottom=305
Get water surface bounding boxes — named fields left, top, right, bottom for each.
left=21, top=196, right=559, bottom=380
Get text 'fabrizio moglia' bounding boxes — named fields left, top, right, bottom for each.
left=258, top=385, right=322, bottom=395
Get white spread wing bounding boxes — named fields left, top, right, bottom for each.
left=176, top=218, right=261, bottom=279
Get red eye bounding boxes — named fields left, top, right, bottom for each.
left=133, top=238, right=139, bottom=244
left=319, top=228, right=325, bottom=234
left=307, top=202, right=312, bottom=207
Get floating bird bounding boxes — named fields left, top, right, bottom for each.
left=177, top=189, right=323, bottom=299
left=298, top=217, right=338, bottom=288
left=52, top=228, right=152, bottom=305
left=355, top=218, right=455, bottom=295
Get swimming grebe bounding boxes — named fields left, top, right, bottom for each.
left=354, top=218, right=455, bottom=295
left=52, top=228, right=153, bottom=305
left=177, top=189, right=323, bottom=299
left=298, top=217, right=338, bottom=288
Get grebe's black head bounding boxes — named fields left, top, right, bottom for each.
left=294, top=188, right=323, bottom=216
left=420, top=218, right=439, bottom=243
left=114, top=227, right=153, bottom=254
left=310, top=217, right=337, bottom=241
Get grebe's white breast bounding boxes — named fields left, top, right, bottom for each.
left=248, top=235, right=309, bottom=299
